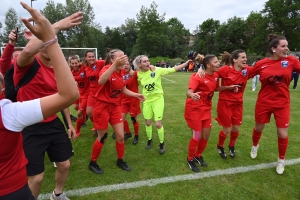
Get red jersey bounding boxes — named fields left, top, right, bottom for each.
left=218, top=65, right=253, bottom=102
left=13, top=56, right=57, bottom=122
left=72, top=65, right=90, bottom=98
left=85, top=60, right=105, bottom=97
left=185, top=72, right=219, bottom=121
left=249, top=56, right=300, bottom=107
left=95, top=64, right=125, bottom=105
left=121, top=70, right=139, bottom=104
left=0, top=109, right=27, bottom=196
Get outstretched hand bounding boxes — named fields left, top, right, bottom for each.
left=20, top=1, right=55, bottom=42
left=114, top=55, right=129, bottom=70
left=54, top=11, right=83, bottom=31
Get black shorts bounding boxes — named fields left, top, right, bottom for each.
left=22, top=117, right=74, bottom=176
left=0, top=183, right=35, bottom=200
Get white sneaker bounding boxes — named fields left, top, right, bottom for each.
left=250, top=145, right=259, bottom=159
left=276, top=158, right=285, bottom=175
left=53, top=162, right=57, bottom=168
left=252, top=88, right=255, bottom=91
left=50, top=190, right=70, bottom=200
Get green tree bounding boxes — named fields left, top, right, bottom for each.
left=262, top=0, right=300, bottom=51
left=134, top=1, right=167, bottom=57
left=119, top=18, right=138, bottom=57
left=104, top=27, right=126, bottom=53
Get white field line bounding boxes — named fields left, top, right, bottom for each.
left=38, top=158, right=300, bottom=199
left=162, top=77, right=176, bottom=83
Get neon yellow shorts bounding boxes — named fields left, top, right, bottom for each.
left=142, top=97, right=164, bottom=121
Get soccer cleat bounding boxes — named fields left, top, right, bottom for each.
left=187, top=158, right=200, bottom=172
left=146, top=139, right=152, bottom=149
left=133, top=135, right=139, bottom=145
left=124, top=133, right=132, bottom=141
left=70, top=114, right=77, bottom=122
left=50, top=190, right=70, bottom=200
left=89, top=161, right=104, bottom=174
left=194, top=156, right=208, bottom=167
left=159, top=142, right=165, bottom=154
left=276, top=158, right=285, bottom=175
left=250, top=145, right=259, bottom=159
left=229, top=146, right=236, bottom=158
left=217, top=145, right=227, bottom=158
left=81, top=123, right=86, bottom=128
left=117, top=158, right=131, bottom=171
left=112, top=132, right=116, bottom=139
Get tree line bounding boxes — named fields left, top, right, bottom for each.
left=0, top=0, right=299, bottom=60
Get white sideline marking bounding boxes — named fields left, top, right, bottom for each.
left=38, top=158, right=300, bottom=199
left=162, top=77, right=176, bottom=83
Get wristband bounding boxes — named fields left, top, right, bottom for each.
left=40, top=36, right=58, bottom=51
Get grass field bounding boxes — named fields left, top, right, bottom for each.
left=39, top=72, right=300, bottom=200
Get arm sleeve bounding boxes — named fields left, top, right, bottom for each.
left=1, top=99, right=43, bottom=132
left=0, top=43, right=14, bottom=75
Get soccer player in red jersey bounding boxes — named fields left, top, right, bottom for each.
left=70, top=56, right=90, bottom=137
left=0, top=3, right=79, bottom=199
left=121, top=60, right=141, bottom=144
left=215, top=50, right=253, bottom=158
left=84, top=50, right=105, bottom=129
left=88, top=49, right=145, bottom=174
left=249, top=34, right=300, bottom=175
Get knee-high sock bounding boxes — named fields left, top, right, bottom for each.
left=188, top=138, right=198, bottom=161
left=252, top=128, right=262, bottom=146
left=146, top=125, right=152, bottom=140
left=123, top=120, right=131, bottom=134
left=218, top=130, right=227, bottom=147
left=157, top=126, right=164, bottom=143
left=116, top=141, right=125, bottom=159
left=91, top=140, right=104, bottom=162
left=133, top=121, right=139, bottom=136
left=195, top=138, right=208, bottom=157
left=229, top=131, right=239, bottom=147
left=278, top=136, right=288, bottom=159
left=76, top=117, right=84, bottom=133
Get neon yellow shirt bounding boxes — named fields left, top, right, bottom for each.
left=138, top=67, right=176, bottom=102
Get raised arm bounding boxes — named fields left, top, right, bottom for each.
left=0, top=30, right=17, bottom=74
left=17, top=11, right=83, bottom=67
left=174, top=60, right=190, bottom=71
left=20, top=2, right=79, bottom=119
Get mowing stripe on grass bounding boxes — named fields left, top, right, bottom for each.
left=38, top=158, right=300, bottom=199
left=162, top=77, right=176, bottom=83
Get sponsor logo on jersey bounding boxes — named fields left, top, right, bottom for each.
left=281, top=61, right=288, bottom=68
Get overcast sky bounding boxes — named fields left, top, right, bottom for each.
left=1, top=0, right=267, bottom=32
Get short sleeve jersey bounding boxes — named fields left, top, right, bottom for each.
left=13, top=56, right=57, bottom=122
left=185, top=72, right=219, bottom=120
left=249, top=56, right=300, bottom=106
left=95, top=64, right=125, bottom=105
left=121, top=70, right=139, bottom=104
left=218, top=65, right=253, bottom=102
left=72, top=66, right=90, bottom=98
left=85, top=60, right=105, bottom=97
left=137, top=67, right=176, bottom=103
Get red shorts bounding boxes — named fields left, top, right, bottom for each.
left=121, top=99, right=141, bottom=116
left=215, top=99, right=243, bottom=127
left=255, top=102, right=290, bottom=128
left=185, top=118, right=212, bottom=131
left=87, top=95, right=96, bottom=107
left=93, top=99, right=123, bottom=130
left=79, top=97, right=88, bottom=111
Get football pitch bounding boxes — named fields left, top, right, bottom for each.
left=39, top=72, right=300, bottom=200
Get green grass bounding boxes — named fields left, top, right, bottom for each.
left=41, top=72, right=300, bottom=200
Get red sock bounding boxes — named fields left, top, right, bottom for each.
left=76, top=118, right=84, bottom=133
left=82, top=111, right=87, bottom=122
left=91, top=140, right=104, bottom=162
left=217, top=130, right=227, bottom=147
left=252, top=128, right=262, bottom=146
left=229, top=131, right=239, bottom=147
left=195, top=138, right=208, bottom=158
left=124, top=120, right=130, bottom=134
left=116, top=141, right=124, bottom=159
left=90, top=116, right=93, bottom=122
left=278, top=136, right=288, bottom=159
left=188, top=138, right=198, bottom=161
left=133, top=121, right=139, bottom=136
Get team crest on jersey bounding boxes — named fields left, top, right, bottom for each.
left=241, top=69, right=247, bottom=76
left=80, top=72, right=85, bottom=77
left=150, top=72, right=156, bottom=78
left=281, top=61, right=288, bottom=68
left=215, top=78, right=218, bottom=82
left=123, top=74, right=130, bottom=80
left=92, top=65, right=97, bottom=70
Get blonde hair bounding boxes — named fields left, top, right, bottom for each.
left=132, top=55, right=147, bottom=71
left=104, top=49, right=123, bottom=65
